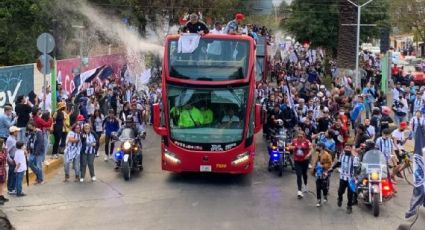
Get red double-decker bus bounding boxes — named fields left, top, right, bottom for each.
left=153, top=34, right=262, bottom=174
left=255, top=36, right=269, bottom=82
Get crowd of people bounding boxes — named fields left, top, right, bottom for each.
left=0, top=12, right=424, bottom=220
left=257, top=39, right=425, bottom=213
left=0, top=64, right=162, bottom=199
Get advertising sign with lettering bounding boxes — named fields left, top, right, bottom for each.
left=0, top=64, right=34, bottom=112
left=57, top=54, right=126, bottom=94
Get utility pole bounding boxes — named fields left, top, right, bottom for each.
left=346, top=0, right=375, bottom=89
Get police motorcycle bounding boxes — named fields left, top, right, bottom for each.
left=112, top=117, right=146, bottom=181
left=267, top=119, right=294, bottom=176
left=356, top=149, right=393, bottom=217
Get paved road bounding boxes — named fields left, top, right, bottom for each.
left=3, top=128, right=414, bottom=230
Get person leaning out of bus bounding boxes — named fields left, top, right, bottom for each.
left=177, top=103, right=204, bottom=128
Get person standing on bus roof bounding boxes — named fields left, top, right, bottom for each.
left=224, top=13, right=245, bottom=34
left=177, top=103, right=204, bottom=128
left=210, top=22, right=223, bottom=34
left=182, top=13, right=209, bottom=35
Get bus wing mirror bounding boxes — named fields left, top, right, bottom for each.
left=153, top=103, right=167, bottom=136
left=254, top=104, right=262, bottom=134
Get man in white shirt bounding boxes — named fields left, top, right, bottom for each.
left=375, top=128, right=399, bottom=179
left=210, top=22, right=223, bottom=34
left=14, top=141, right=27, bottom=197
left=207, top=22, right=224, bottom=58
left=391, top=83, right=401, bottom=102
left=392, top=121, right=408, bottom=153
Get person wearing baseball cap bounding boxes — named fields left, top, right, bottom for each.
left=5, top=126, right=20, bottom=194
left=224, top=13, right=245, bottom=34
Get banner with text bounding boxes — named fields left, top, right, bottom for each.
left=57, top=54, right=126, bottom=94
left=0, top=64, right=34, bottom=112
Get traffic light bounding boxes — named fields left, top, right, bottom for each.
left=380, top=28, right=390, bottom=53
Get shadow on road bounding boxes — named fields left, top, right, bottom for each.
left=165, top=172, right=252, bottom=187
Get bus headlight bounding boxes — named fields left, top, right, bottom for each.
left=232, top=152, right=250, bottom=166
left=164, top=149, right=181, bottom=164
left=123, top=141, right=131, bottom=150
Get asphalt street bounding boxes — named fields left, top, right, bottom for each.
left=3, top=128, right=414, bottom=230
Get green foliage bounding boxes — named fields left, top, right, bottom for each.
left=0, top=0, right=76, bottom=66
left=390, top=0, right=425, bottom=43
left=0, top=0, right=251, bottom=66
left=281, top=0, right=389, bottom=53
left=282, top=0, right=339, bottom=51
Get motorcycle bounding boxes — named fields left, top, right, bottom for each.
left=356, top=150, right=393, bottom=217
left=267, top=119, right=294, bottom=176
left=112, top=128, right=145, bottom=181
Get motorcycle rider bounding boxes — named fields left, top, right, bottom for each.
left=115, top=115, right=146, bottom=169
left=280, top=98, right=297, bottom=136
left=267, top=104, right=284, bottom=139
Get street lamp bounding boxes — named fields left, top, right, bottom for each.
left=346, top=0, right=375, bottom=89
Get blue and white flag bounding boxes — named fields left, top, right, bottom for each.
left=71, top=66, right=106, bottom=96
left=405, top=124, right=425, bottom=219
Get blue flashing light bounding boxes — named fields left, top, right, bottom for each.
left=115, top=151, right=123, bottom=161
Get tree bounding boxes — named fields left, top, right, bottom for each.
left=390, top=0, right=425, bottom=46
left=281, top=0, right=340, bottom=56
left=0, top=0, right=76, bottom=66
left=336, top=0, right=357, bottom=69
left=281, top=0, right=389, bottom=58
left=0, top=0, right=251, bottom=66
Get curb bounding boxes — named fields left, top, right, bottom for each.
left=26, top=157, right=64, bottom=185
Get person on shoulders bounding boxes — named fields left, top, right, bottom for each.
left=15, top=96, right=32, bottom=142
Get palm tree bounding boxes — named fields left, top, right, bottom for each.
left=336, top=0, right=357, bottom=69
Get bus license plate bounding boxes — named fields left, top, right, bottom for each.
left=200, top=165, right=212, bottom=172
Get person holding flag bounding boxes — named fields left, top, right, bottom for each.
left=405, top=118, right=425, bottom=219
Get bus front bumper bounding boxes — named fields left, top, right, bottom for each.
left=161, top=149, right=254, bottom=174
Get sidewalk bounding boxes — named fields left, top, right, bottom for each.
left=26, top=155, right=63, bottom=185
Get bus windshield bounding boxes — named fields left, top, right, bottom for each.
left=168, top=38, right=249, bottom=81
left=167, top=84, right=248, bottom=145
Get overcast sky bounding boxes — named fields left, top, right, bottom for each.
left=273, top=0, right=292, bottom=6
